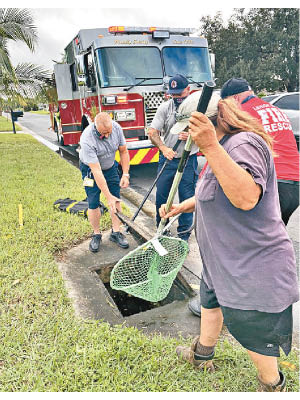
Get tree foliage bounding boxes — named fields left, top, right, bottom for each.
left=0, top=8, right=52, bottom=109
left=198, top=8, right=299, bottom=93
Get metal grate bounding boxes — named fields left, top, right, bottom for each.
left=145, top=109, right=158, bottom=126
left=143, top=92, right=165, bottom=127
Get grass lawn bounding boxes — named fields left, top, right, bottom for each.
left=0, top=133, right=299, bottom=392
left=0, top=116, right=21, bottom=132
left=29, top=110, right=50, bottom=115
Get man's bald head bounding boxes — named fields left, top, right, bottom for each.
left=95, top=112, right=112, bottom=138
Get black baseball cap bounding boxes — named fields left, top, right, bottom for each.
left=167, top=74, right=189, bottom=94
left=220, top=78, right=252, bottom=99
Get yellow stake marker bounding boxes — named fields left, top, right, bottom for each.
left=18, top=204, right=23, bottom=229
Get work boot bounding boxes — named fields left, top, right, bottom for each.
left=188, top=294, right=201, bottom=317
left=89, top=233, right=102, bottom=253
left=257, top=371, right=286, bottom=392
left=110, top=231, right=129, bottom=249
left=176, top=336, right=215, bottom=371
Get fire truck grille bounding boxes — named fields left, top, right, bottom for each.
left=143, top=91, right=165, bottom=126
left=145, top=109, right=158, bottom=126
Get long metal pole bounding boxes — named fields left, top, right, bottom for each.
left=157, top=81, right=215, bottom=235
left=129, top=139, right=182, bottom=225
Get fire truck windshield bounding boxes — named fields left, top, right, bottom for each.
left=162, top=47, right=212, bottom=83
left=96, top=47, right=163, bottom=88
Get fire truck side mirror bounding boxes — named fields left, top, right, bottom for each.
left=76, top=55, right=87, bottom=86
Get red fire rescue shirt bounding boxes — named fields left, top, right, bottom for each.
left=241, top=96, right=299, bottom=181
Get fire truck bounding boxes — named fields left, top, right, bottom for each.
left=53, top=26, right=214, bottom=165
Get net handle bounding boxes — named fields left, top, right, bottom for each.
left=160, top=214, right=180, bottom=234
left=157, top=81, right=216, bottom=235
left=129, top=139, right=182, bottom=225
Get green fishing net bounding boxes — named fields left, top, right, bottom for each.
left=110, top=235, right=189, bottom=302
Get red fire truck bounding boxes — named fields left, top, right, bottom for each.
left=53, top=26, right=214, bottom=165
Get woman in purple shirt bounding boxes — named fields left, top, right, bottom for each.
left=159, top=97, right=299, bottom=392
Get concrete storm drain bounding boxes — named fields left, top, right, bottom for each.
left=103, top=275, right=189, bottom=317
left=57, top=230, right=198, bottom=336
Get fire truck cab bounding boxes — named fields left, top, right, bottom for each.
left=53, top=26, right=213, bottom=165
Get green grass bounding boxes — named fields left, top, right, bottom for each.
left=0, top=133, right=299, bottom=392
left=29, top=110, right=50, bottom=115
left=0, top=116, right=21, bottom=132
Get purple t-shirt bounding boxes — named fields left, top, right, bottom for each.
left=195, top=131, right=299, bottom=313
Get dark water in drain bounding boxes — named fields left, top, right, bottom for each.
left=104, top=280, right=188, bottom=317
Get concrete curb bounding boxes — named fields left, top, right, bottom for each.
left=120, top=187, right=156, bottom=218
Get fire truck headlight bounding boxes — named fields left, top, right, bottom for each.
left=115, top=109, right=136, bottom=122
left=103, top=96, right=117, bottom=105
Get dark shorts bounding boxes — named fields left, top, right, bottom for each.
left=200, top=278, right=293, bottom=357
left=79, top=161, right=120, bottom=209
left=277, top=181, right=299, bottom=225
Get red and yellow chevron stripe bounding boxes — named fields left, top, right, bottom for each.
left=115, top=147, right=159, bottom=165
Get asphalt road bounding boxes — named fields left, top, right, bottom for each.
left=17, top=111, right=57, bottom=143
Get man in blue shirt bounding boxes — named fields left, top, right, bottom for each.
left=79, top=112, right=130, bottom=252
left=148, top=74, right=199, bottom=241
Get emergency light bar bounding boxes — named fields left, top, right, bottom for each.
left=108, top=26, right=193, bottom=36
left=152, top=30, right=170, bottom=39
left=109, top=26, right=125, bottom=33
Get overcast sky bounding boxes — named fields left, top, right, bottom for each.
left=4, top=2, right=293, bottom=72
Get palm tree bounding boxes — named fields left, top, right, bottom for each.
left=0, top=8, right=51, bottom=109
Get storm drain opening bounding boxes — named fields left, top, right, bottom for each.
left=92, top=263, right=192, bottom=317
left=104, top=279, right=189, bottom=317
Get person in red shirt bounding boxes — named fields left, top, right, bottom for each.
left=220, top=78, right=299, bottom=225
left=188, top=78, right=299, bottom=319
